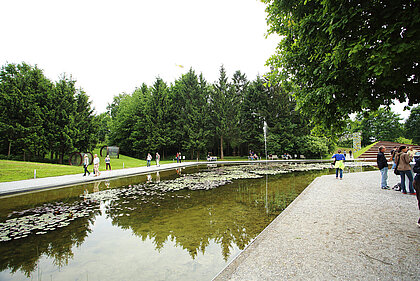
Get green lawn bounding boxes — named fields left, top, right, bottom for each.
left=353, top=141, right=378, bottom=158
left=0, top=151, right=177, bottom=183
left=0, top=160, right=82, bottom=183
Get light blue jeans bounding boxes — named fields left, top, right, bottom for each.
left=380, top=167, right=388, bottom=188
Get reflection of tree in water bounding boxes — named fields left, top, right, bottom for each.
left=105, top=169, right=328, bottom=260
left=106, top=182, right=276, bottom=261
left=0, top=205, right=100, bottom=277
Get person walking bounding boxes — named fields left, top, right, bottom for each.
left=147, top=153, right=152, bottom=167
left=332, top=150, right=345, bottom=180
left=376, top=146, right=389, bottom=189
left=176, top=152, right=179, bottom=163
left=83, top=154, right=90, bottom=176
left=412, top=157, right=420, bottom=227
left=343, top=150, right=347, bottom=158
left=155, top=152, right=160, bottom=167
left=93, top=154, right=101, bottom=176
left=179, top=152, right=182, bottom=163
left=105, top=154, right=111, bottom=170
left=395, top=146, right=415, bottom=194
left=349, top=150, right=352, bottom=159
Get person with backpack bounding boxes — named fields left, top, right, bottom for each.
left=376, top=146, right=389, bottom=189
left=395, top=145, right=415, bottom=194
left=413, top=157, right=420, bottom=227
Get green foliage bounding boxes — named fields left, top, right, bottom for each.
left=107, top=66, right=332, bottom=159
left=395, top=137, right=412, bottom=145
left=355, top=108, right=403, bottom=146
left=263, top=0, right=420, bottom=129
left=0, top=63, right=98, bottom=163
left=405, top=105, right=420, bottom=144
left=209, top=66, right=240, bottom=159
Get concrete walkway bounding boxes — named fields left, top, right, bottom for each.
left=214, top=170, right=420, bottom=280
left=0, top=162, right=201, bottom=196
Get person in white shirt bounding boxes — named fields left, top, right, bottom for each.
left=83, top=154, right=90, bottom=176
left=93, top=154, right=101, bottom=176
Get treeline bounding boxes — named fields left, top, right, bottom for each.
left=105, top=66, right=333, bottom=160
left=0, top=63, right=97, bottom=163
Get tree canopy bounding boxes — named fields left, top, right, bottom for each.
left=263, top=0, right=420, bottom=129
left=0, top=63, right=97, bottom=163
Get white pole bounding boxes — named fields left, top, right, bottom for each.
left=34, top=169, right=36, bottom=179
left=263, top=120, right=268, bottom=163
left=123, top=162, right=125, bottom=169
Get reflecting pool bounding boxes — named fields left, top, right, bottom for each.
left=0, top=163, right=372, bottom=280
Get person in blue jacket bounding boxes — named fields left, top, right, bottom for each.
left=332, top=150, right=346, bottom=180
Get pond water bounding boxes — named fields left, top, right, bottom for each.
left=0, top=163, right=372, bottom=280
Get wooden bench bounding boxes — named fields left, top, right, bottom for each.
left=207, top=156, right=217, bottom=161
left=269, top=154, right=278, bottom=160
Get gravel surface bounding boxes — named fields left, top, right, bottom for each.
left=214, top=170, right=420, bottom=280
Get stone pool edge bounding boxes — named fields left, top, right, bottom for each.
left=211, top=174, right=325, bottom=281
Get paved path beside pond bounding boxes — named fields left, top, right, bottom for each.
left=0, top=162, right=201, bottom=196
left=214, top=170, right=420, bottom=280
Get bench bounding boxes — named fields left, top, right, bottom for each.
left=207, top=156, right=217, bottom=161
left=269, top=154, right=278, bottom=160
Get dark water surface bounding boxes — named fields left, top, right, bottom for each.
left=0, top=164, right=370, bottom=280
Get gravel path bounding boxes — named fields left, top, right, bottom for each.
left=214, top=170, right=420, bottom=280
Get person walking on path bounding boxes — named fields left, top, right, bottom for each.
left=412, top=157, right=420, bottom=227
left=395, top=145, right=415, bottom=194
left=93, top=154, right=101, bottom=177
left=155, top=152, right=160, bottom=167
left=176, top=152, right=179, bottom=163
left=105, top=155, right=111, bottom=170
left=147, top=153, right=152, bottom=167
left=377, top=146, right=389, bottom=189
left=179, top=152, right=182, bottom=163
left=332, top=150, right=345, bottom=180
left=83, top=154, right=90, bottom=176
left=349, top=150, right=352, bottom=159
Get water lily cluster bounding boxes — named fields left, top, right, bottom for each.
left=0, top=163, right=334, bottom=242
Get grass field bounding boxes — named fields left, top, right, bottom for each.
left=353, top=141, right=378, bottom=158
left=0, top=150, right=179, bottom=183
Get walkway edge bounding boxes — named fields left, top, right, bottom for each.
left=212, top=175, right=324, bottom=280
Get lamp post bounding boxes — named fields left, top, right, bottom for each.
left=263, top=120, right=268, bottom=163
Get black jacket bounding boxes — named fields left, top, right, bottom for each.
left=377, top=151, right=388, bottom=170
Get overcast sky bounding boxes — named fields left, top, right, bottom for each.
left=0, top=0, right=412, bottom=119
left=0, top=0, right=280, bottom=113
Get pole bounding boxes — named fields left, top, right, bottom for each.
left=34, top=169, right=36, bottom=179
left=263, top=120, right=268, bottom=163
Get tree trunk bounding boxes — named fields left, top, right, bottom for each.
left=8, top=141, right=11, bottom=157
left=220, top=135, right=224, bottom=160
left=196, top=150, right=200, bottom=161
left=59, top=151, right=63, bottom=164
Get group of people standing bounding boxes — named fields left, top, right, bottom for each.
left=377, top=145, right=420, bottom=227
left=146, top=153, right=161, bottom=167
left=83, top=154, right=112, bottom=177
